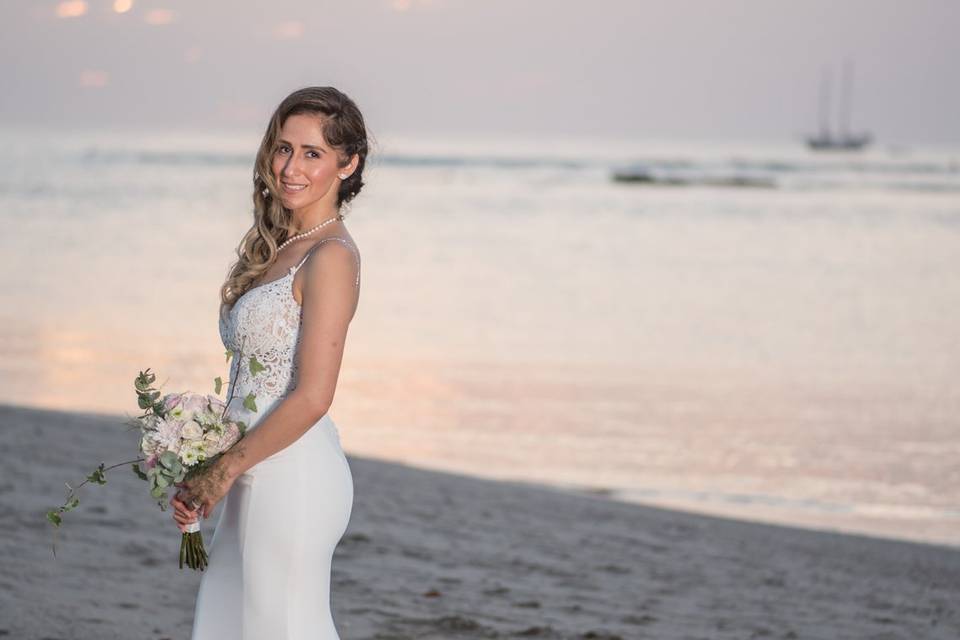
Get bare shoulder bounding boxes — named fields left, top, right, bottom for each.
left=292, top=236, right=361, bottom=305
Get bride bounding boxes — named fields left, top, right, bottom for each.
left=170, top=86, right=367, bottom=639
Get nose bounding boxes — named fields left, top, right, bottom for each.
left=281, top=153, right=301, bottom=178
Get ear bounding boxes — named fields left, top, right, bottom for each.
left=343, top=153, right=359, bottom=176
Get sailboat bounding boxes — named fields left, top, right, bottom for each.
left=806, top=58, right=873, bottom=151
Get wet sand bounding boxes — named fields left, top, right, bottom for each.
left=2, top=402, right=958, bottom=639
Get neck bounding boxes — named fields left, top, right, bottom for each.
left=291, top=205, right=342, bottom=234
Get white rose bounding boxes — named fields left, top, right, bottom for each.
left=181, top=421, right=203, bottom=440
left=140, top=433, right=160, bottom=456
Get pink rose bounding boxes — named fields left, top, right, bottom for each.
left=206, top=394, right=226, bottom=413
left=180, top=393, right=207, bottom=419
left=162, top=393, right=183, bottom=413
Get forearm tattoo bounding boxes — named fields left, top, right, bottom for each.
left=228, top=440, right=249, bottom=474
left=190, top=462, right=231, bottom=503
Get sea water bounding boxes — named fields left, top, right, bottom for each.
left=1, top=125, right=957, bottom=547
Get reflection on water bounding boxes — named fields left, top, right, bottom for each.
left=1, top=127, right=958, bottom=547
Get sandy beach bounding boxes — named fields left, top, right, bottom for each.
left=1, top=402, right=957, bottom=639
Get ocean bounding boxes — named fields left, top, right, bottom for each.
left=1, top=125, right=958, bottom=547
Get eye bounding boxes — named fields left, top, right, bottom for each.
left=276, top=144, right=290, bottom=154
left=307, top=150, right=320, bottom=159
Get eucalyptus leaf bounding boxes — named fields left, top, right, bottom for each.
left=159, top=451, right=178, bottom=469
left=214, top=376, right=223, bottom=395
left=243, top=393, right=258, bottom=412
left=135, top=369, right=155, bottom=391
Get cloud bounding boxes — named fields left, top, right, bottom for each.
left=272, top=21, right=304, bottom=40
left=56, top=1, right=87, bottom=18
left=183, top=46, right=203, bottom=63
left=389, top=0, right=440, bottom=13
left=79, top=69, right=109, bottom=88
left=144, top=8, right=175, bottom=25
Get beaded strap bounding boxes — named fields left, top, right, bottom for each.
left=294, top=237, right=361, bottom=287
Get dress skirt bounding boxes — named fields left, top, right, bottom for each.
left=190, top=412, right=354, bottom=640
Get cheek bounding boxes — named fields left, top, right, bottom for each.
left=306, top=164, right=339, bottom=185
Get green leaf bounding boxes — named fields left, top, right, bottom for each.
left=213, top=376, right=223, bottom=395
left=156, top=474, right=169, bottom=488
left=242, top=392, right=258, bottom=412
left=134, top=369, right=156, bottom=392
left=225, top=349, right=234, bottom=363
left=86, top=463, right=107, bottom=485
left=248, top=355, right=266, bottom=377
left=159, top=451, right=178, bottom=469
left=132, top=463, right=149, bottom=481
left=47, top=510, right=62, bottom=527
left=65, top=496, right=80, bottom=510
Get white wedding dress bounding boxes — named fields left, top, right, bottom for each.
left=191, top=237, right=359, bottom=640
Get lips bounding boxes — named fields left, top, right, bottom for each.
left=282, top=181, right=307, bottom=193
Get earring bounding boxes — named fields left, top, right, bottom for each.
left=261, top=187, right=269, bottom=198
left=338, top=173, right=348, bottom=179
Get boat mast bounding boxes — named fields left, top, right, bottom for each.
left=817, top=65, right=832, bottom=141
left=838, top=57, right=853, bottom=140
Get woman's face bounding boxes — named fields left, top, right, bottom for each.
left=270, top=113, right=348, bottom=213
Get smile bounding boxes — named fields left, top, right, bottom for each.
left=282, top=181, right=307, bottom=193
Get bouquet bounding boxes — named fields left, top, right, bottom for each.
left=47, top=344, right=262, bottom=571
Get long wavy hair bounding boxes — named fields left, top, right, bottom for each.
left=219, top=86, right=370, bottom=312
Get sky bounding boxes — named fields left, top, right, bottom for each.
left=1, top=0, right=958, bottom=144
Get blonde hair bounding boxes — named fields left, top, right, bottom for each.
left=219, top=86, right=369, bottom=311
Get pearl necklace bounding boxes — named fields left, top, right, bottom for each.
left=277, top=213, right=343, bottom=251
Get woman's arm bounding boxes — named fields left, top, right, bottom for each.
left=219, top=240, right=360, bottom=480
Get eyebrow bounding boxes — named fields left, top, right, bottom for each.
left=278, top=138, right=326, bottom=151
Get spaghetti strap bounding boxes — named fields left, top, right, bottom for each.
left=293, top=237, right=361, bottom=287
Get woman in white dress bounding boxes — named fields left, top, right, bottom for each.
left=169, top=86, right=368, bottom=639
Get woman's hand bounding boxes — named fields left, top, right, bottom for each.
left=170, top=493, right=201, bottom=533
left=171, top=458, right=235, bottom=528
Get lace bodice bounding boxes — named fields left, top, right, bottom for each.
left=218, top=237, right=360, bottom=425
